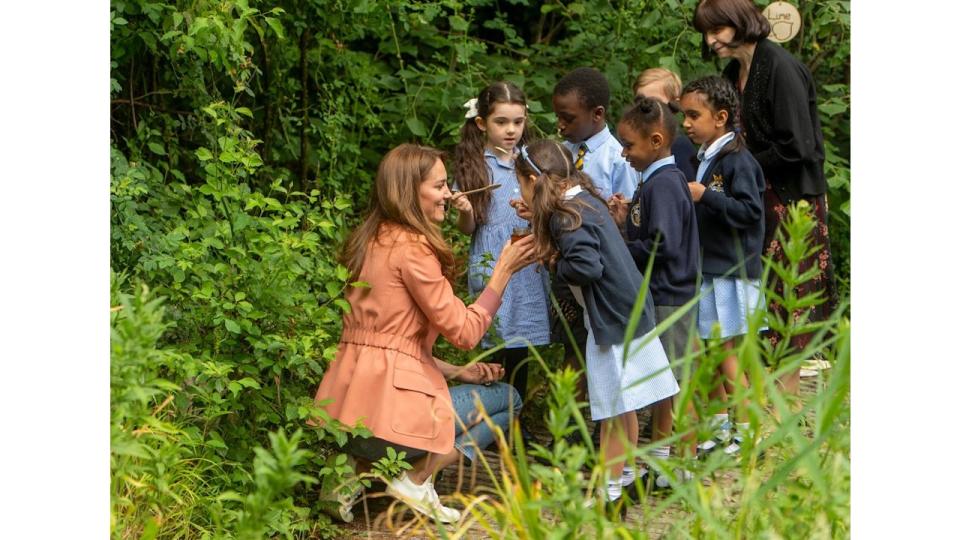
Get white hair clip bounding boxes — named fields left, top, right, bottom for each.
left=463, top=98, right=479, bottom=119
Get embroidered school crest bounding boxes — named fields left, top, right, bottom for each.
left=630, top=203, right=642, bottom=228
left=708, top=173, right=725, bottom=193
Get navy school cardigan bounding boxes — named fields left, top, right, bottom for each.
left=695, top=141, right=766, bottom=280
left=625, top=163, right=700, bottom=306
left=551, top=191, right=657, bottom=346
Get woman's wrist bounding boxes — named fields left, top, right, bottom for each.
left=486, top=263, right=511, bottom=297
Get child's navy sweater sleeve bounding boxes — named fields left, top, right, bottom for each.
left=553, top=215, right=604, bottom=286
left=626, top=179, right=687, bottom=268
left=699, top=155, right=764, bottom=230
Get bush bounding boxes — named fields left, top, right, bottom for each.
left=110, top=1, right=849, bottom=536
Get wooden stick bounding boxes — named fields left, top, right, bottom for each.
left=455, top=183, right=502, bottom=197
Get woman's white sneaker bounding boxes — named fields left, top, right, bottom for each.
left=386, top=473, right=461, bottom=524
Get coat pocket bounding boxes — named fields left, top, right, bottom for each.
left=390, top=368, right=445, bottom=440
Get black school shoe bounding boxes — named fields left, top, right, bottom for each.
left=622, top=468, right=652, bottom=501
left=605, top=497, right=629, bottom=521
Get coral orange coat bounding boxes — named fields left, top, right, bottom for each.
left=313, top=224, right=501, bottom=454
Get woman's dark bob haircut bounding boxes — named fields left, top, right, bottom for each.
left=693, top=0, right=771, bottom=59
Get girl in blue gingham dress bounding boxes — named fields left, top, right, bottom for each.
left=451, top=82, right=552, bottom=410
left=514, top=139, right=678, bottom=506
left=681, top=75, right=766, bottom=452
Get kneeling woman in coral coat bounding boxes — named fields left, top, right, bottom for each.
left=313, top=143, right=537, bottom=524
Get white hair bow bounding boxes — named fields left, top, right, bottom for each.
left=463, top=98, right=479, bottom=119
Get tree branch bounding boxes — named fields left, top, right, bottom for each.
left=111, top=99, right=194, bottom=116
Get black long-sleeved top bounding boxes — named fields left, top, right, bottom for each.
left=625, top=163, right=700, bottom=306
left=695, top=143, right=766, bottom=279
left=672, top=134, right=698, bottom=181
left=723, top=39, right=827, bottom=203
left=552, top=190, right=657, bottom=346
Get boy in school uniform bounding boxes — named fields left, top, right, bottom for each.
left=553, top=67, right=639, bottom=200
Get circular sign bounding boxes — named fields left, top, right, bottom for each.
left=763, top=1, right=802, bottom=43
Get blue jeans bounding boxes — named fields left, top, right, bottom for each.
left=449, top=382, right=522, bottom=462
left=344, top=382, right=522, bottom=464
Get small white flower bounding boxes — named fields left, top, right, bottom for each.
left=463, top=98, right=479, bottom=119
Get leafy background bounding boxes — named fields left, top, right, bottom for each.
left=109, top=0, right=849, bottom=537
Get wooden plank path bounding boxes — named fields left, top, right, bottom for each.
left=334, top=377, right=821, bottom=539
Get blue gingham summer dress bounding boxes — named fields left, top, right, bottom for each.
left=569, top=286, right=679, bottom=421
left=458, top=150, right=551, bottom=350
left=697, top=276, right=767, bottom=339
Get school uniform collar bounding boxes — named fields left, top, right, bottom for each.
left=579, top=125, right=613, bottom=152
left=483, top=148, right=516, bottom=170
left=640, top=155, right=676, bottom=184
left=563, top=185, right=583, bottom=200
left=697, top=131, right=736, bottom=162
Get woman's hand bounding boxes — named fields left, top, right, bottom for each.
left=484, top=235, right=538, bottom=297
left=688, top=181, right=706, bottom=203
left=499, top=234, right=537, bottom=273
left=451, top=192, right=473, bottom=214
left=455, top=362, right=505, bottom=385
left=608, top=193, right=628, bottom=226
left=509, top=198, right=533, bottom=220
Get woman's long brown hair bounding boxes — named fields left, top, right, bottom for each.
left=340, top=144, right=457, bottom=282
left=453, top=81, right=533, bottom=224
left=514, top=140, right=605, bottom=265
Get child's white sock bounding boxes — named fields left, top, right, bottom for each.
left=606, top=479, right=623, bottom=501
left=651, top=446, right=671, bottom=460
left=620, top=466, right=636, bottom=486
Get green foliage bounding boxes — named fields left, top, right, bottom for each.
left=451, top=206, right=850, bottom=539
left=371, top=446, right=415, bottom=481
left=111, top=0, right=848, bottom=536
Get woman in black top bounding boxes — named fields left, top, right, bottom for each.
left=693, top=0, right=839, bottom=394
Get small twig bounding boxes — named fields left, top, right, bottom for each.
left=454, top=183, right=502, bottom=196
left=111, top=99, right=194, bottom=116
left=129, top=61, right=137, bottom=131
left=152, top=394, right=175, bottom=416
left=110, top=305, right=124, bottom=312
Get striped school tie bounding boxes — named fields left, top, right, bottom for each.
left=575, top=144, right=586, bottom=170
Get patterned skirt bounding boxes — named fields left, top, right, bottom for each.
left=698, top=276, right=767, bottom=340
left=761, top=184, right=839, bottom=351
left=569, top=286, right=679, bottom=420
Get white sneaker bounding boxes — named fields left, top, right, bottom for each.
left=319, top=456, right=362, bottom=523
left=386, top=473, right=461, bottom=524
left=320, top=483, right=361, bottom=523
left=654, top=468, right=694, bottom=490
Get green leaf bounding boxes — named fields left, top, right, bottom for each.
left=235, top=107, right=253, bottom=118
left=265, top=17, right=284, bottom=38
left=449, top=15, right=469, bottom=32
left=237, top=377, right=261, bottom=389
left=405, top=117, right=427, bottom=137
left=113, top=440, right=150, bottom=458
left=333, top=299, right=351, bottom=313
left=224, top=319, right=241, bottom=333
left=196, top=147, right=213, bottom=161
left=147, top=142, right=166, bottom=155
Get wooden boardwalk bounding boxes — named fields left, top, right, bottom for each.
left=335, top=377, right=821, bottom=539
